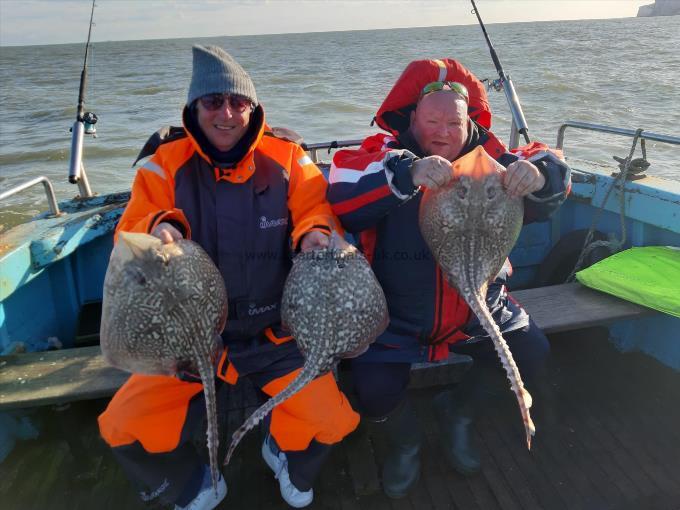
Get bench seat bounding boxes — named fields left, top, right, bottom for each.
left=0, top=283, right=655, bottom=410
left=512, top=282, right=654, bottom=334
left=0, top=346, right=129, bottom=411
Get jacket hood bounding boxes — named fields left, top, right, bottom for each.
left=375, top=58, right=492, bottom=136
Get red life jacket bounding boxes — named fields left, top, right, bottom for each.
left=510, top=140, right=565, bottom=162
left=375, top=58, right=492, bottom=135
left=511, top=141, right=572, bottom=196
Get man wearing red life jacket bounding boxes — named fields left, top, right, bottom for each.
left=98, top=45, right=359, bottom=510
left=328, top=59, right=570, bottom=498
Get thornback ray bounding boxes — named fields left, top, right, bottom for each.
left=224, top=231, right=388, bottom=465
left=419, top=146, right=535, bottom=449
left=100, top=232, right=228, bottom=491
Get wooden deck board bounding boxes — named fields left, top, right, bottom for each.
left=476, top=431, right=524, bottom=510
left=561, top=397, right=639, bottom=503
left=465, top=465, right=503, bottom=510
left=555, top=398, right=630, bottom=506
left=549, top=344, right=658, bottom=502
left=598, top=392, right=680, bottom=497
left=483, top=413, right=568, bottom=510
left=597, top=350, right=680, bottom=477
left=419, top=465, right=456, bottom=510
left=551, top=331, right=680, bottom=506
left=558, top=333, right=680, bottom=498
left=520, top=401, right=608, bottom=509
left=475, top=412, right=542, bottom=510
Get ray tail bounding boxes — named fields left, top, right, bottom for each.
left=174, top=308, right=222, bottom=495
left=224, top=356, right=319, bottom=466
left=467, top=290, right=535, bottom=449
left=191, top=333, right=221, bottom=494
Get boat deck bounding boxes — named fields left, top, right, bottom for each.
left=2, top=327, right=679, bottom=510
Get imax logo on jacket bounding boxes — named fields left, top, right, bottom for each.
left=260, top=215, right=288, bottom=229
left=248, top=302, right=278, bottom=316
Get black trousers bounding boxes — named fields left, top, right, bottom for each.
left=352, top=319, right=550, bottom=418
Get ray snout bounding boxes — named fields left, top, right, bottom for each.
left=451, top=145, right=505, bottom=182
left=116, top=231, right=163, bottom=262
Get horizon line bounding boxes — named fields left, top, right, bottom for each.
left=0, top=15, right=639, bottom=49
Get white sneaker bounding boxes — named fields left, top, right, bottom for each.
left=261, top=434, right=314, bottom=508
left=174, top=466, right=227, bottom=510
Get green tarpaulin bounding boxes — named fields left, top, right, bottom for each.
left=576, top=246, right=680, bottom=318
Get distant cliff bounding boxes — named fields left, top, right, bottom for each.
left=637, top=0, right=680, bottom=17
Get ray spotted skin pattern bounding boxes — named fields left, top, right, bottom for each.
left=419, top=146, right=535, bottom=448
left=225, top=232, right=388, bottom=465
left=100, top=232, right=228, bottom=491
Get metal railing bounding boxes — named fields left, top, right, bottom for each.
left=0, top=176, right=61, bottom=217
left=303, top=123, right=680, bottom=164
left=556, top=121, right=680, bottom=151
left=302, top=139, right=364, bottom=163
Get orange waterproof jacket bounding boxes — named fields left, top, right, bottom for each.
left=118, top=105, right=340, bottom=342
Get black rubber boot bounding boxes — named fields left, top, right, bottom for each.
left=368, top=398, right=423, bottom=499
left=432, top=359, right=504, bottom=476
left=432, top=388, right=481, bottom=475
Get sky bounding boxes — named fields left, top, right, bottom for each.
left=0, top=0, right=651, bottom=47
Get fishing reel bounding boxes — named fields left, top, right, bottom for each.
left=481, top=78, right=503, bottom=93
left=69, top=111, right=98, bottom=137
left=82, top=111, right=98, bottom=136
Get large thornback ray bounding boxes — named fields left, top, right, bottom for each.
left=225, top=232, right=388, bottom=465
left=100, top=232, right=228, bottom=491
left=419, top=146, right=535, bottom=449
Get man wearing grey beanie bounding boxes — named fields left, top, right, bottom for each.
left=98, top=44, right=359, bottom=510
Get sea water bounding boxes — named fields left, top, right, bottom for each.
left=1, top=16, right=679, bottom=228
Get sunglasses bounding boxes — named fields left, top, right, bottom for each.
left=198, top=93, right=253, bottom=113
left=420, top=81, right=469, bottom=103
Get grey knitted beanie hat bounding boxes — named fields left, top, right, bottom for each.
left=187, top=45, right=258, bottom=107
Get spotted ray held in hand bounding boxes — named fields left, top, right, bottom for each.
left=100, top=232, right=228, bottom=491
left=225, top=231, right=388, bottom=465
left=419, top=146, right=535, bottom=449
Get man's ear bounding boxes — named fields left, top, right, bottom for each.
left=410, top=109, right=416, bottom=125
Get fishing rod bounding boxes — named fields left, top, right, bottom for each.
left=470, top=0, right=530, bottom=147
left=68, top=0, right=97, bottom=197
